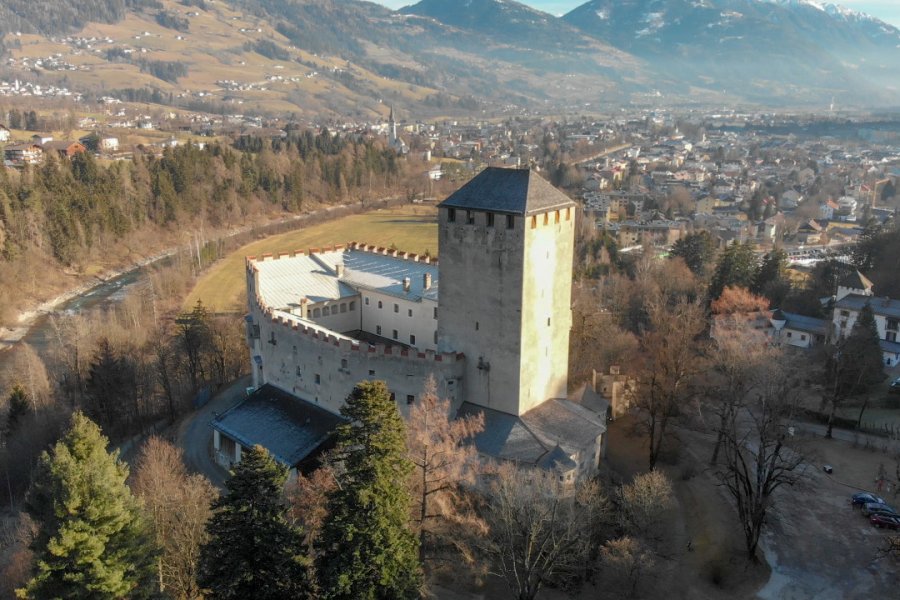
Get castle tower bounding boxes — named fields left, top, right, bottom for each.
left=437, top=167, right=576, bottom=416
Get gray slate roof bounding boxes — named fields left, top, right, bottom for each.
left=212, top=385, right=344, bottom=467
left=836, top=294, right=900, bottom=319
left=780, top=311, right=828, bottom=336
left=439, top=167, right=574, bottom=216
left=457, top=397, right=606, bottom=472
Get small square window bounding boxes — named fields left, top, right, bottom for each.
left=369, top=369, right=375, bottom=376
left=506, top=214, right=515, bottom=229
left=787, top=332, right=792, bottom=338
left=407, top=394, right=415, bottom=405
left=340, top=358, right=348, bottom=369
left=394, top=304, right=399, bottom=313
left=408, top=309, right=413, bottom=317
left=801, top=334, right=807, bottom=341
left=466, top=210, right=475, bottom=225
left=448, top=208, right=456, bottom=223
left=378, top=301, right=383, bottom=309
left=486, top=212, right=495, bottom=227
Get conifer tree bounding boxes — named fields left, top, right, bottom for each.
left=5, top=384, right=30, bottom=437
left=18, top=412, right=157, bottom=600
left=709, top=241, right=759, bottom=300
left=318, top=380, right=422, bottom=600
left=198, top=445, right=312, bottom=600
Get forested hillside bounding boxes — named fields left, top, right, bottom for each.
left=0, top=0, right=155, bottom=35
left=0, top=131, right=406, bottom=324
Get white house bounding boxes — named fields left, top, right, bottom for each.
left=833, top=294, right=900, bottom=367
left=0, top=125, right=10, bottom=142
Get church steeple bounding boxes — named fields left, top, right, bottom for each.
left=389, top=105, right=397, bottom=144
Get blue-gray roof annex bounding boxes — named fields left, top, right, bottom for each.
left=212, top=384, right=344, bottom=467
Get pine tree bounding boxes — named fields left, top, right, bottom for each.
left=18, top=412, right=157, bottom=600
left=318, top=380, right=422, bottom=600
left=198, top=445, right=312, bottom=600
left=669, top=230, right=716, bottom=275
left=709, top=241, right=759, bottom=300
left=5, top=384, right=30, bottom=436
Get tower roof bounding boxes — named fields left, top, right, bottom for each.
left=439, top=167, right=574, bottom=216
left=838, top=269, right=874, bottom=292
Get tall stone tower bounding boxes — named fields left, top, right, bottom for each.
left=437, top=167, right=576, bottom=416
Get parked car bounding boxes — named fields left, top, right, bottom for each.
left=851, top=492, right=885, bottom=508
left=862, top=502, right=898, bottom=517
left=870, top=513, right=900, bottom=530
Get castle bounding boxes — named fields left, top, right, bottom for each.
left=213, top=168, right=607, bottom=484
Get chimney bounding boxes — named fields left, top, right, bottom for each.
left=423, top=272, right=432, bottom=290
left=335, top=263, right=345, bottom=278
left=403, top=277, right=411, bottom=293
left=299, top=297, right=309, bottom=319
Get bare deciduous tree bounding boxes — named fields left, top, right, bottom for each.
left=634, top=297, right=707, bottom=469
left=407, top=376, right=485, bottom=562
left=716, top=361, right=807, bottom=560
left=600, top=536, right=655, bottom=598
left=617, top=470, right=675, bottom=542
left=705, top=316, right=777, bottom=464
left=482, top=464, right=602, bottom=600
left=132, top=436, right=217, bottom=599
left=285, top=463, right=337, bottom=555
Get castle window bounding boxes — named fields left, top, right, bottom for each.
left=787, top=332, right=792, bottom=338
left=888, top=319, right=898, bottom=331
left=392, top=329, right=398, bottom=340
left=394, top=303, right=399, bottom=313
left=296, top=366, right=302, bottom=377
left=531, top=216, right=537, bottom=229
left=433, top=307, right=438, bottom=319
left=313, top=308, right=321, bottom=317
left=840, top=310, right=849, bottom=317
left=390, top=392, right=396, bottom=402
left=365, top=297, right=369, bottom=305
left=378, top=301, right=383, bottom=309
left=506, top=214, right=515, bottom=229
left=408, top=309, right=413, bottom=317
left=555, top=210, right=560, bottom=224
left=340, top=358, right=348, bottom=369
left=349, top=301, right=356, bottom=311
left=434, top=330, right=438, bottom=344
left=315, top=373, right=321, bottom=385
left=448, top=208, right=456, bottom=223
left=486, top=212, right=495, bottom=227
left=376, top=325, right=382, bottom=335
left=407, top=394, right=415, bottom=405
left=888, top=332, right=897, bottom=342
left=410, top=334, right=416, bottom=345
left=466, top=210, right=475, bottom=225
left=340, top=303, right=347, bottom=313
left=475, top=321, right=479, bottom=331
left=369, top=369, right=375, bottom=376
left=801, top=334, right=807, bottom=341
left=547, top=317, right=550, bottom=326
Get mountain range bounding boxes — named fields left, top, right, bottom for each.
left=0, top=0, right=897, bottom=115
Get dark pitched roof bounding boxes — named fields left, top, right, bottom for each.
left=212, top=384, right=344, bottom=467
left=439, top=167, right=574, bottom=216
left=835, top=294, right=900, bottom=319
left=837, top=270, right=874, bottom=292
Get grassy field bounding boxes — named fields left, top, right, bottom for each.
left=184, top=205, right=438, bottom=313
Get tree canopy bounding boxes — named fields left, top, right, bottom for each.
left=19, top=412, right=157, bottom=599
left=317, top=380, right=422, bottom=600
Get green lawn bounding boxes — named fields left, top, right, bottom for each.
left=185, top=205, right=437, bottom=313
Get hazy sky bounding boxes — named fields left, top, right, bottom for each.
left=374, top=1, right=900, bottom=27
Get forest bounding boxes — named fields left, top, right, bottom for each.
left=0, top=130, right=406, bottom=325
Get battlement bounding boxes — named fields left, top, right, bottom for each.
left=252, top=294, right=462, bottom=364
left=245, top=241, right=436, bottom=272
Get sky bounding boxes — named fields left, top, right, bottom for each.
left=373, top=1, right=900, bottom=27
